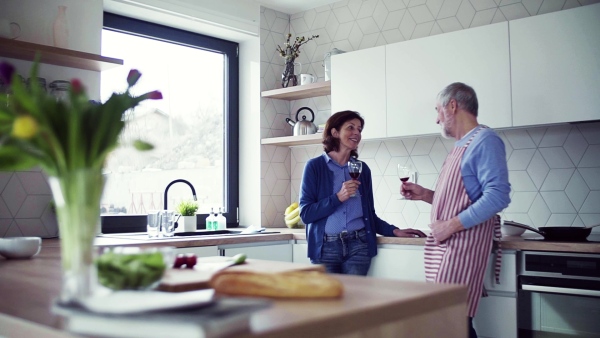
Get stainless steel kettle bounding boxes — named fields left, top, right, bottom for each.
left=286, top=107, right=318, bottom=136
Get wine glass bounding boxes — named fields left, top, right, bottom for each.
left=397, top=163, right=414, bottom=200
left=348, top=160, right=362, bottom=197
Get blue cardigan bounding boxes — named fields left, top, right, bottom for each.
left=299, top=155, right=398, bottom=260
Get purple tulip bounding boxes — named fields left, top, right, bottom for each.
left=0, top=62, right=15, bottom=85
left=127, top=70, right=142, bottom=87
left=146, top=90, right=163, bottom=100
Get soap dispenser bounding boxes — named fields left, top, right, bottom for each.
left=217, top=207, right=226, bottom=230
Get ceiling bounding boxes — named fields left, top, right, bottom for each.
left=254, top=0, right=339, bottom=14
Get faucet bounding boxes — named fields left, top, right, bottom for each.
left=164, top=179, right=197, bottom=210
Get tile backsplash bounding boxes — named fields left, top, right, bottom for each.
left=288, top=123, right=600, bottom=233
left=259, top=0, right=600, bottom=227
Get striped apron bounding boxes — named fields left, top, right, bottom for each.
left=424, top=126, right=502, bottom=318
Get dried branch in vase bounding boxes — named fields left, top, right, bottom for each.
left=276, top=33, right=319, bottom=60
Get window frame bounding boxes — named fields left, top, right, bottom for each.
left=100, top=12, right=239, bottom=233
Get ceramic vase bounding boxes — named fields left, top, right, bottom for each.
left=53, top=6, right=69, bottom=48
left=48, top=169, right=104, bottom=304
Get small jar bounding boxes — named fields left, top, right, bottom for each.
left=27, top=77, right=47, bottom=93
left=49, top=80, right=71, bottom=101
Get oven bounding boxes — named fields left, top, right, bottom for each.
left=518, top=251, right=600, bottom=336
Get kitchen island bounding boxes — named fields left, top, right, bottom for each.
left=0, top=239, right=468, bottom=337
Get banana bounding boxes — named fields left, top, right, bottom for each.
left=285, top=214, right=300, bottom=227
left=284, top=202, right=299, bottom=215
left=284, top=206, right=300, bottom=220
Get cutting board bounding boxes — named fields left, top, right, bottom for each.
left=158, top=256, right=325, bottom=292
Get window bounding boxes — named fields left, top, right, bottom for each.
left=100, top=13, right=239, bottom=232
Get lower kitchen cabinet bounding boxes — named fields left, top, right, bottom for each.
left=368, top=245, right=425, bottom=281
left=292, top=242, right=310, bottom=264
left=474, top=294, right=517, bottom=338
left=219, top=241, right=292, bottom=262
left=173, top=245, right=219, bottom=257
left=474, top=250, right=517, bottom=338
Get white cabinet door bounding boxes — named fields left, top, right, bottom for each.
left=292, top=243, right=311, bottom=264
left=386, top=22, right=512, bottom=138
left=221, top=242, right=292, bottom=262
left=473, top=250, right=518, bottom=338
left=331, top=46, right=387, bottom=140
left=510, top=4, right=600, bottom=126
left=474, top=294, right=517, bottom=338
left=368, top=245, right=425, bottom=281
left=482, top=250, right=517, bottom=293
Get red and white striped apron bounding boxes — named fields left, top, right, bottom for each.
left=424, top=126, right=502, bottom=318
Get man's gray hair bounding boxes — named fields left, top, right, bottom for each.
left=437, top=82, right=478, bottom=117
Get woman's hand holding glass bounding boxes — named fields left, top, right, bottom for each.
left=337, top=179, right=361, bottom=202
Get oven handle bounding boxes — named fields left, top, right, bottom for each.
left=522, top=284, right=600, bottom=297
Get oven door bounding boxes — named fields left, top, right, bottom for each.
left=518, top=252, right=600, bottom=337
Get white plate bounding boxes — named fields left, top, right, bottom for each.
left=78, top=289, right=215, bottom=315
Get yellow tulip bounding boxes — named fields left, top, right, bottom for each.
left=12, top=115, right=39, bottom=139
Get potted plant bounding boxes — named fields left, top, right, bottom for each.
left=176, top=200, right=198, bottom=232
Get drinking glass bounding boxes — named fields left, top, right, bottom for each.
left=398, top=163, right=414, bottom=200
left=348, top=160, right=362, bottom=197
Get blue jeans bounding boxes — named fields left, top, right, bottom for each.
left=311, top=229, right=371, bottom=276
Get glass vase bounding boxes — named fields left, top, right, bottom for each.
left=48, top=169, right=104, bottom=304
left=282, top=58, right=298, bottom=88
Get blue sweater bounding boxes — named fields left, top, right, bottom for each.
left=457, top=126, right=511, bottom=228
left=299, top=154, right=397, bottom=260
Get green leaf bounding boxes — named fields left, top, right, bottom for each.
left=0, top=145, right=39, bottom=171
left=133, top=139, right=153, bottom=151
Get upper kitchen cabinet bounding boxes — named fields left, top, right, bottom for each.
left=331, top=45, right=387, bottom=140
left=510, top=3, right=600, bottom=127
left=386, top=22, right=512, bottom=138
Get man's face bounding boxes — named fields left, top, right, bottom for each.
left=435, top=102, right=452, bottom=139
left=436, top=100, right=454, bottom=139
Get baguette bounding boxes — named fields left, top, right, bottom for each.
left=210, top=270, right=344, bottom=299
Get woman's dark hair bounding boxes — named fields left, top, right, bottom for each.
left=322, top=110, right=364, bottom=158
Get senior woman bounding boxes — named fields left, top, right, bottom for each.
left=299, top=110, right=426, bottom=275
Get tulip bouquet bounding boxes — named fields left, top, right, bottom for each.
left=0, top=61, right=160, bottom=175
left=0, top=59, right=162, bottom=303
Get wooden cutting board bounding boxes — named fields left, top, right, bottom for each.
left=158, top=256, right=325, bottom=292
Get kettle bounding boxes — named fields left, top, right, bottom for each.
left=286, top=107, right=318, bottom=136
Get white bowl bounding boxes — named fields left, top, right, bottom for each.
left=0, top=237, right=42, bottom=259
left=501, top=223, right=526, bottom=237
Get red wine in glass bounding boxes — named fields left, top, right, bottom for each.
left=348, top=160, right=362, bottom=197
left=397, top=163, right=413, bottom=200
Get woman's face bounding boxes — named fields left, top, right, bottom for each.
left=332, top=118, right=362, bottom=151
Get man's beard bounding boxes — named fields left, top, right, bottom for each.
left=440, top=121, right=451, bottom=139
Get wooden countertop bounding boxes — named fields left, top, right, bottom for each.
left=0, top=240, right=468, bottom=338
left=95, top=228, right=600, bottom=254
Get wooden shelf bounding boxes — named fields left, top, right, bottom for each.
left=261, top=81, right=330, bottom=100
left=261, top=133, right=323, bottom=146
left=0, top=37, right=123, bottom=71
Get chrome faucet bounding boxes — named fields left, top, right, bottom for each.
left=164, top=179, right=197, bottom=210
